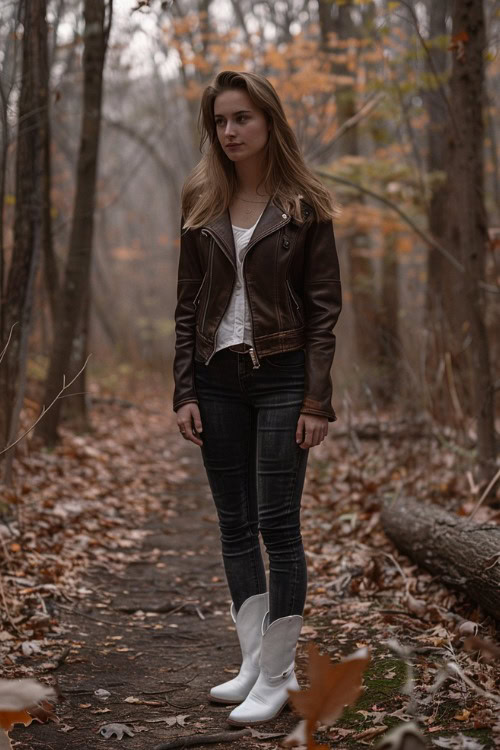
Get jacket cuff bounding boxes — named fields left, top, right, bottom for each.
left=300, top=398, right=337, bottom=423
left=173, top=397, right=199, bottom=413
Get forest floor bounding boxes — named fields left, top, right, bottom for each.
left=2, top=384, right=499, bottom=750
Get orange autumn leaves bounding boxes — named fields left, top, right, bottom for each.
left=0, top=679, right=56, bottom=749
left=286, top=644, right=371, bottom=750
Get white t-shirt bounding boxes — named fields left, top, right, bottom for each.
left=211, top=211, right=263, bottom=354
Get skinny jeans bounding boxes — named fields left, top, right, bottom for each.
left=193, top=346, right=309, bottom=623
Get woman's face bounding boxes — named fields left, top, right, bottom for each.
left=214, top=89, right=270, bottom=163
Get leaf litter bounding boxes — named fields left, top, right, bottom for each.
left=1, top=392, right=498, bottom=749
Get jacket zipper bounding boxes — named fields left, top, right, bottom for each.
left=201, top=217, right=291, bottom=367
left=286, top=278, right=301, bottom=325
left=241, top=245, right=259, bottom=368
left=193, top=272, right=207, bottom=310
left=204, top=275, right=235, bottom=366
left=200, top=240, right=214, bottom=333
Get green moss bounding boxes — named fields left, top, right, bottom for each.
left=337, top=655, right=407, bottom=730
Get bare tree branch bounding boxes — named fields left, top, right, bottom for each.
left=316, top=169, right=499, bottom=294
left=0, top=354, right=92, bottom=457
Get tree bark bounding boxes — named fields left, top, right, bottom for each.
left=318, top=0, right=382, bottom=398
left=381, top=496, right=500, bottom=622
left=423, top=0, right=451, bottom=423
left=444, top=0, right=496, bottom=476
left=35, top=0, right=112, bottom=446
left=0, top=0, right=48, bottom=451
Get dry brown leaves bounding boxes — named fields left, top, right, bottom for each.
left=0, top=389, right=186, bottom=677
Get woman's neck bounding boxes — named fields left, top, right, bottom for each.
left=234, top=158, right=269, bottom=198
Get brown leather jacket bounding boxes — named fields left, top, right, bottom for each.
left=173, top=198, right=342, bottom=421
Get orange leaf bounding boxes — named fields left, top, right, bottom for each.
left=27, top=700, right=59, bottom=724
left=287, top=644, right=371, bottom=749
left=0, top=709, right=32, bottom=731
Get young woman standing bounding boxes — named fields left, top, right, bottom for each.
left=173, top=70, right=342, bottom=725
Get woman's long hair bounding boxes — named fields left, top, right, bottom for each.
left=181, top=70, right=340, bottom=229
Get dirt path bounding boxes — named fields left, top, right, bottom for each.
left=9, top=408, right=498, bottom=750
left=10, top=440, right=304, bottom=749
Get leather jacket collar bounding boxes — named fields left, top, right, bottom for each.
left=201, top=199, right=293, bottom=269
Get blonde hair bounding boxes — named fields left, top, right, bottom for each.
left=181, top=70, right=339, bottom=229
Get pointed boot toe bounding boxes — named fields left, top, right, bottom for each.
left=227, top=613, right=302, bottom=725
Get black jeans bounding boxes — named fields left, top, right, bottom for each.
left=194, top=346, right=309, bottom=623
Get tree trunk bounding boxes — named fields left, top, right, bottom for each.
left=0, top=0, right=48, bottom=451
left=424, top=0, right=452, bottom=423
left=381, top=497, right=500, bottom=622
left=35, top=0, right=111, bottom=446
left=378, top=230, right=400, bottom=404
left=0, top=3, right=21, bottom=331
left=444, top=0, right=496, bottom=476
left=318, top=0, right=381, bottom=398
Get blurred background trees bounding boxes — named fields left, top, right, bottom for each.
left=0, top=0, right=498, bottom=476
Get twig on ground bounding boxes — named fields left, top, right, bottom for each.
left=52, top=646, right=71, bottom=670
left=152, top=728, right=251, bottom=750
left=0, top=571, right=22, bottom=634
left=54, top=602, right=117, bottom=625
left=443, top=661, right=500, bottom=705
left=381, top=551, right=408, bottom=582
left=162, top=699, right=203, bottom=710
left=468, top=466, right=500, bottom=522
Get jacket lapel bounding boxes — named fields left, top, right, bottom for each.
left=203, top=199, right=290, bottom=269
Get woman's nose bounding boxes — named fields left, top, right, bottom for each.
left=225, top=120, right=236, bottom=136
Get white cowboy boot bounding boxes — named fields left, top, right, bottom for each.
left=209, top=592, right=269, bottom=704
left=227, top=611, right=303, bottom=725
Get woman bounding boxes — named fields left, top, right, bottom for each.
left=173, top=70, right=342, bottom=725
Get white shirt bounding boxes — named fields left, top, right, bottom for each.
left=212, top=211, right=263, bottom=354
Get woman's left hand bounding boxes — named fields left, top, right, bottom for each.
left=296, top=414, right=328, bottom=449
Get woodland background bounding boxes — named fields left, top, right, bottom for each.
left=0, top=0, right=499, bottom=471
left=0, top=1, right=500, bottom=748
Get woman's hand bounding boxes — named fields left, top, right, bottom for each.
left=177, top=402, right=203, bottom=447
left=296, top=414, right=328, bottom=449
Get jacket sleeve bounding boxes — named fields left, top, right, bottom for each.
left=172, top=216, right=204, bottom=414
left=300, top=218, right=342, bottom=423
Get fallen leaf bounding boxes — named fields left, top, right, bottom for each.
left=99, top=722, right=134, bottom=739
left=405, top=594, right=427, bottom=618
left=432, top=733, right=485, bottom=749
left=463, top=636, right=500, bottom=661
left=457, top=622, right=478, bottom=637
left=0, top=679, right=56, bottom=750
left=357, top=710, right=387, bottom=724
left=287, top=644, right=371, bottom=750
left=376, top=721, right=426, bottom=749
left=0, top=710, right=32, bottom=732
left=282, top=719, right=307, bottom=747
left=95, top=689, right=111, bottom=700
left=27, top=700, right=58, bottom=724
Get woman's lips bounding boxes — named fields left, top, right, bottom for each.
left=226, top=143, right=243, bottom=149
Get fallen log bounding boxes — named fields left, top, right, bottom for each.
left=380, top=497, right=500, bottom=622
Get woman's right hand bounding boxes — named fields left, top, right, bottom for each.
left=176, top=402, right=203, bottom=446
